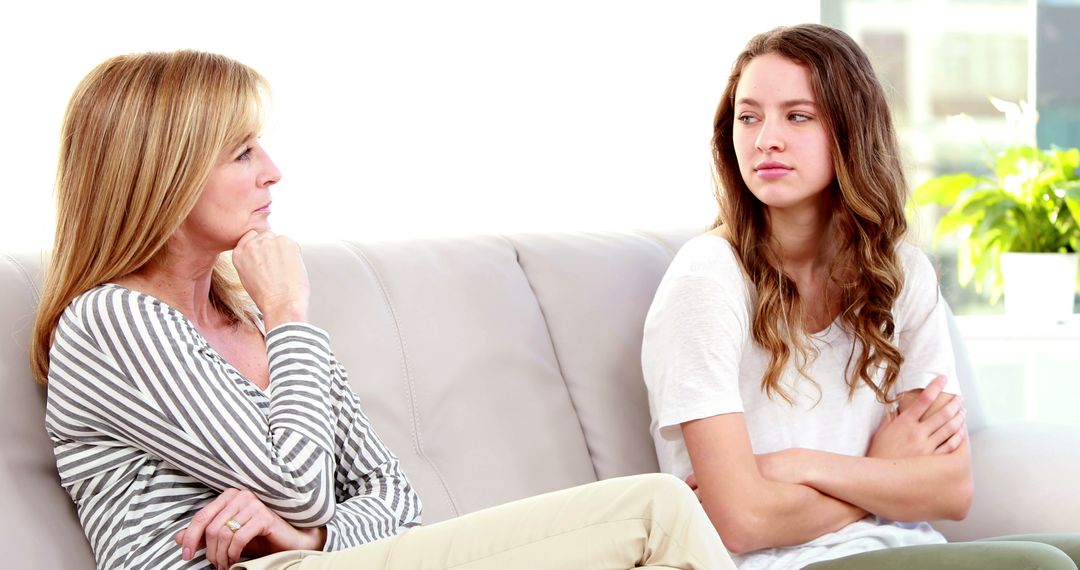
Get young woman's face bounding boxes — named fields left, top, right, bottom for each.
left=732, top=53, right=835, bottom=213
left=178, top=136, right=280, bottom=252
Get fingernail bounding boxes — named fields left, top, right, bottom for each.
left=183, top=548, right=191, bottom=561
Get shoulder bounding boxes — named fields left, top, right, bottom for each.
left=894, top=242, right=940, bottom=295
left=892, top=241, right=946, bottom=320
left=56, top=284, right=121, bottom=336
left=667, top=233, right=745, bottom=283
left=56, top=283, right=190, bottom=350
left=653, top=234, right=750, bottom=308
left=895, top=241, right=936, bottom=277
left=647, top=234, right=754, bottom=336
left=48, top=286, right=137, bottom=389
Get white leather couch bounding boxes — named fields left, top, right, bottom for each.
left=3, top=229, right=1079, bottom=568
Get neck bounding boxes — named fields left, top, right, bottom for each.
left=767, top=203, right=835, bottom=278
left=120, top=240, right=224, bottom=329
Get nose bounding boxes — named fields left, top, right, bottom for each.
left=755, top=119, right=785, bottom=153
left=258, top=150, right=282, bottom=188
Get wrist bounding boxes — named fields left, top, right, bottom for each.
left=263, top=300, right=310, bottom=330
left=297, top=526, right=327, bottom=551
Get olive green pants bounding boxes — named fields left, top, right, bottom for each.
left=233, top=473, right=735, bottom=570
left=805, top=533, right=1080, bottom=569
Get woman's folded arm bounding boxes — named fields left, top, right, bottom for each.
left=47, top=286, right=338, bottom=525
left=682, top=413, right=868, bottom=554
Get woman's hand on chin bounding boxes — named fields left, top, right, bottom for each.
left=232, top=230, right=311, bottom=330
left=176, top=488, right=326, bottom=570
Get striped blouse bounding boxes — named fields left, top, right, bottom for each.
left=45, top=284, right=422, bottom=569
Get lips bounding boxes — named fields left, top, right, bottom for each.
left=255, top=201, right=272, bottom=213
left=754, top=160, right=792, bottom=180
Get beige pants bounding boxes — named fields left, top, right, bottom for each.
left=234, top=473, right=734, bottom=570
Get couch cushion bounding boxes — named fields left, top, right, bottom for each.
left=510, top=230, right=697, bottom=479
left=0, top=252, right=96, bottom=568
left=304, top=237, right=597, bottom=524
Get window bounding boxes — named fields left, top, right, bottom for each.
left=825, top=1, right=1080, bottom=426
left=822, top=0, right=1032, bottom=314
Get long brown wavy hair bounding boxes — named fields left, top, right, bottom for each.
left=31, top=50, right=265, bottom=384
left=711, top=24, right=907, bottom=403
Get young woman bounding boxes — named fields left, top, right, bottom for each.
left=33, top=50, right=734, bottom=570
left=642, top=24, right=1080, bottom=569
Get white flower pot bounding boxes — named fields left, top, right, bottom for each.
left=1000, top=252, right=1079, bottom=319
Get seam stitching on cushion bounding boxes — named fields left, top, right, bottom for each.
left=3, top=252, right=45, bottom=353
left=340, top=241, right=460, bottom=518
left=632, top=228, right=681, bottom=258
left=3, top=251, right=43, bottom=303
left=500, top=234, right=599, bottom=481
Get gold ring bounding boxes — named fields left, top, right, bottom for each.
left=225, top=519, right=243, bottom=533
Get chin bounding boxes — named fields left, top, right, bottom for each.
left=750, top=187, right=825, bottom=211
left=249, top=221, right=273, bottom=234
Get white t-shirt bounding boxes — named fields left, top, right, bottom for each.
left=642, top=234, right=961, bottom=570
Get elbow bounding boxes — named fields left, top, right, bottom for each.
left=698, top=480, right=783, bottom=554
left=719, top=521, right=770, bottom=555
left=705, top=506, right=768, bottom=555
left=276, top=492, right=337, bottom=526
left=924, top=467, right=972, bottom=522
left=944, top=478, right=973, bottom=521
left=721, top=535, right=757, bottom=556
left=932, top=444, right=974, bottom=522
left=944, top=455, right=974, bottom=521
left=264, top=474, right=338, bottom=526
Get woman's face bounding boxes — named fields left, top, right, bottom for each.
left=732, top=53, right=835, bottom=213
left=177, top=136, right=280, bottom=253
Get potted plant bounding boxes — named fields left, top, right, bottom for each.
left=914, top=100, right=1080, bottom=319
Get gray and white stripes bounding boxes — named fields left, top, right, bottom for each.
left=46, top=284, right=422, bottom=569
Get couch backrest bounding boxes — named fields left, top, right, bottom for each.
left=301, top=229, right=694, bottom=524
left=0, top=251, right=95, bottom=567
left=0, top=229, right=984, bottom=567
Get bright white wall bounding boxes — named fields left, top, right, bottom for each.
left=1, top=1, right=819, bottom=248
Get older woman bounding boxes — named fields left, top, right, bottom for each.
left=33, top=50, right=733, bottom=570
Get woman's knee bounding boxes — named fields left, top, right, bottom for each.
left=630, top=473, right=695, bottom=501
left=978, top=535, right=1080, bottom=569
left=982, top=542, right=1077, bottom=570
left=624, top=473, right=703, bottom=519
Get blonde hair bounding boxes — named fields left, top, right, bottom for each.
left=31, top=50, right=266, bottom=384
left=711, top=24, right=907, bottom=403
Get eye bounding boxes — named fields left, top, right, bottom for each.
left=737, top=114, right=759, bottom=125
left=789, top=112, right=812, bottom=123
left=235, top=146, right=253, bottom=161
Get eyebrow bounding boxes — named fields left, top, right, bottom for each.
left=735, top=97, right=817, bottom=108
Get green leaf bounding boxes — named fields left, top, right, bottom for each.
left=993, top=146, right=1043, bottom=181
left=1064, top=183, right=1080, bottom=227
left=972, top=201, right=1020, bottom=244
left=957, top=239, right=976, bottom=286
left=958, top=189, right=1017, bottom=218
left=1051, top=147, right=1080, bottom=180
left=934, top=211, right=973, bottom=244
left=913, top=173, right=980, bottom=206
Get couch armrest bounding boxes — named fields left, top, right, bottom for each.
left=932, top=421, right=1080, bottom=541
